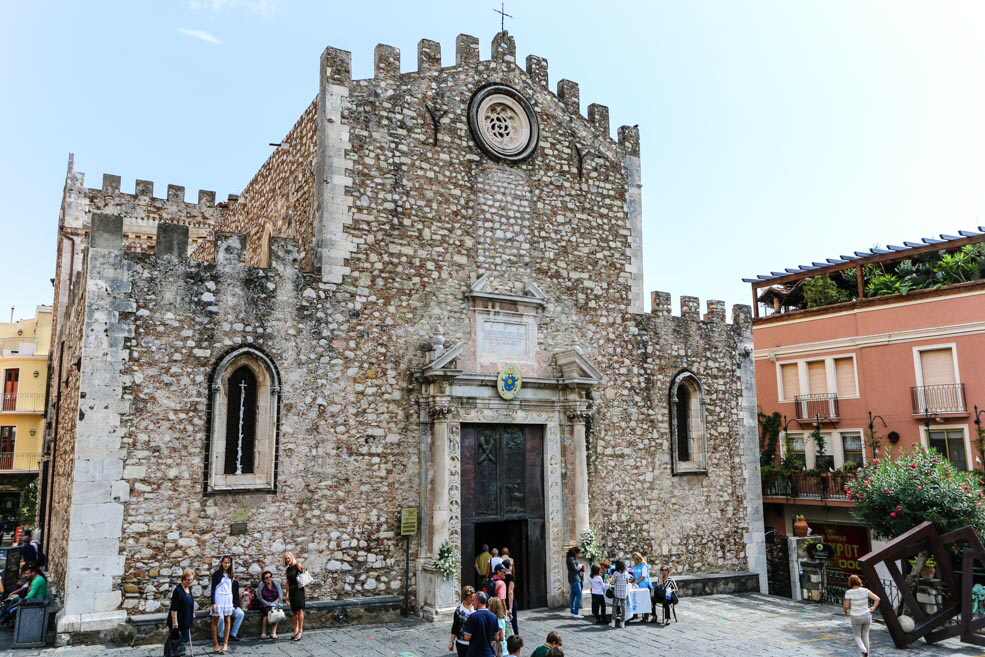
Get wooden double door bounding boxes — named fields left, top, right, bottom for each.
left=460, top=424, right=547, bottom=609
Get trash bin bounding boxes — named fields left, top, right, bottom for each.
left=12, top=598, right=50, bottom=648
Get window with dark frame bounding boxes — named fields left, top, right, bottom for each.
left=224, top=365, right=258, bottom=475
left=676, top=385, right=691, bottom=462
left=2, top=369, right=19, bottom=411
left=0, top=426, right=14, bottom=469
left=928, top=429, right=967, bottom=471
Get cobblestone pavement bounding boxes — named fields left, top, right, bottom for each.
left=3, top=594, right=985, bottom=657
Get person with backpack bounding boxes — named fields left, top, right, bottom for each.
left=490, top=564, right=508, bottom=603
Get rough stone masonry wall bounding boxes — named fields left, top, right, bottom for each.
left=116, top=237, right=421, bottom=614
left=83, top=177, right=226, bottom=255
left=193, top=101, right=319, bottom=269
left=46, top=277, right=86, bottom=597
left=582, top=298, right=755, bottom=574
left=58, top=32, right=760, bottom=618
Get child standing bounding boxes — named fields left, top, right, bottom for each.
left=609, top=560, right=630, bottom=628
left=590, top=565, right=606, bottom=624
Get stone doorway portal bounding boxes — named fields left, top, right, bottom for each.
left=460, top=424, right=547, bottom=608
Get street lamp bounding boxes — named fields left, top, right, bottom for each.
left=922, top=407, right=936, bottom=430
left=867, top=411, right=887, bottom=459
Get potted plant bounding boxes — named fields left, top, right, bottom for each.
left=911, top=555, right=937, bottom=579
left=793, top=514, right=809, bottom=538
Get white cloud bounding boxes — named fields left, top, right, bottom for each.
left=188, top=0, right=277, bottom=18
left=176, top=28, right=223, bottom=45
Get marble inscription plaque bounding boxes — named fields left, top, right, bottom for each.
left=477, top=314, right=536, bottom=364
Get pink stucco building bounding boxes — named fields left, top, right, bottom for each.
left=746, top=228, right=985, bottom=596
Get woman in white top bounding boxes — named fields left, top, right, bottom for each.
left=210, top=556, right=235, bottom=654
left=843, top=574, right=880, bottom=657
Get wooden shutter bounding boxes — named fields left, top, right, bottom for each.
left=807, top=361, right=827, bottom=394
left=920, top=349, right=955, bottom=385
left=780, top=363, right=799, bottom=399
left=835, top=358, right=857, bottom=396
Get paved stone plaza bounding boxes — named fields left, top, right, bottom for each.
left=3, top=594, right=984, bottom=657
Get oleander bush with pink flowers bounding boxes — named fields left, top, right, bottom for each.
left=848, top=446, right=985, bottom=539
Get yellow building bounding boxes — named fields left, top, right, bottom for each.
left=0, top=306, right=50, bottom=520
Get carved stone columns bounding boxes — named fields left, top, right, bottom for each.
left=568, top=411, right=591, bottom=541
left=428, top=405, right=452, bottom=555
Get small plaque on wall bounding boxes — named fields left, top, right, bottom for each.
left=230, top=523, right=247, bottom=536
left=400, top=508, right=418, bottom=536
left=231, top=508, right=249, bottom=523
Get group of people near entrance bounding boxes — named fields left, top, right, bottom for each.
left=0, top=531, right=48, bottom=628
left=568, top=546, right=679, bottom=627
left=167, top=552, right=308, bottom=655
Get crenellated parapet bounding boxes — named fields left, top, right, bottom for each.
left=88, top=216, right=299, bottom=274
left=316, top=31, right=636, bottom=145
left=648, top=290, right=752, bottom=329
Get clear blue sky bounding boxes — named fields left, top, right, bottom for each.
left=2, top=1, right=984, bottom=321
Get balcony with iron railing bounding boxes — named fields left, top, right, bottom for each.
left=911, top=383, right=966, bottom=414
left=0, top=337, right=37, bottom=356
left=0, top=452, right=41, bottom=472
left=762, top=470, right=855, bottom=504
left=793, top=393, right=840, bottom=422
left=0, top=392, right=45, bottom=413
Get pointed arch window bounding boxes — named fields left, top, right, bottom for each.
left=207, top=348, right=280, bottom=492
left=669, top=371, right=707, bottom=474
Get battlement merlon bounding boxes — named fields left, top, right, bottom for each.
left=648, top=291, right=752, bottom=328
left=86, top=218, right=299, bottom=271
left=91, top=173, right=219, bottom=209
left=317, top=33, right=633, bottom=143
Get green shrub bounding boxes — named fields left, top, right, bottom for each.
left=849, top=446, right=985, bottom=539
left=803, top=276, right=848, bottom=308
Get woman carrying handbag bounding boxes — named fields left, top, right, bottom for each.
left=258, top=570, right=285, bottom=639
left=284, top=552, right=309, bottom=641
left=653, top=565, right=679, bottom=625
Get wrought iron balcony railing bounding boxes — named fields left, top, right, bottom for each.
left=0, top=392, right=45, bottom=413
left=762, top=470, right=853, bottom=502
left=794, top=393, right=840, bottom=422
left=0, top=452, right=41, bottom=471
left=911, top=383, right=966, bottom=414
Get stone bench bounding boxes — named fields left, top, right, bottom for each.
left=73, top=596, right=403, bottom=647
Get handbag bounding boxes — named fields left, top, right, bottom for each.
left=296, top=569, right=314, bottom=588
left=267, top=607, right=286, bottom=624
left=163, top=629, right=187, bottom=657
left=604, top=588, right=614, bottom=599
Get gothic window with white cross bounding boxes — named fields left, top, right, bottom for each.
left=669, top=371, right=708, bottom=474
left=207, top=347, right=280, bottom=492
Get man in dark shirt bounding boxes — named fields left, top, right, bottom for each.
left=463, top=592, right=501, bottom=657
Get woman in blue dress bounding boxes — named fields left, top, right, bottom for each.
left=631, top=552, right=652, bottom=623
left=168, top=570, right=196, bottom=652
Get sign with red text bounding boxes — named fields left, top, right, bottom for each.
left=809, top=522, right=871, bottom=584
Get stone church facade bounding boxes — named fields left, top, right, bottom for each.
left=43, top=32, right=765, bottom=635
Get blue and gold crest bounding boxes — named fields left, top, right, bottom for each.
left=497, top=363, right=522, bottom=400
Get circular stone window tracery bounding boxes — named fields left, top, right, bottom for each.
left=467, top=84, right=539, bottom=163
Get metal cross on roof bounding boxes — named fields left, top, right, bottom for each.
left=493, top=2, right=512, bottom=32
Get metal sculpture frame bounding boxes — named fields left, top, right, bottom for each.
left=858, top=521, right=985, bottom=648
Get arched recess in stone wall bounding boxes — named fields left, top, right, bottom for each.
left=669, top=370, right=708, bottom=474
left=205, top=346, right=281, bottom=493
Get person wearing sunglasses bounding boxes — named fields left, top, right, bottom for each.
left=654, top=565, right=678, bottom=625
left=258, top=570, right=284, bottom=639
